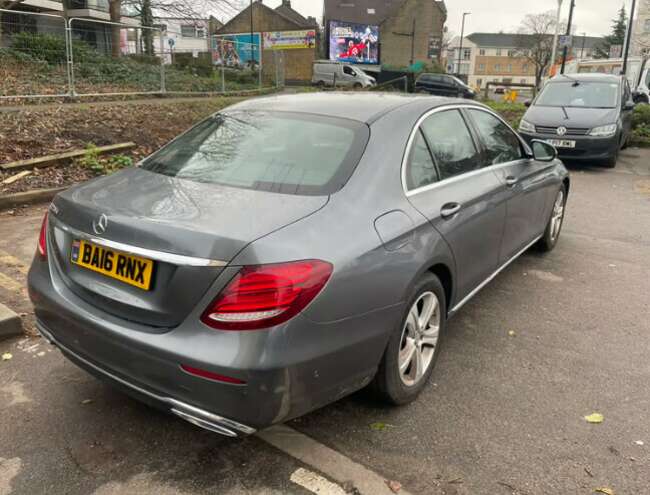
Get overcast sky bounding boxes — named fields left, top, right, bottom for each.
left=262, top=0, right=631, bottom=37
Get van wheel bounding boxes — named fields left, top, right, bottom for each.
left=316, top=81, right=325, bottom=88
left=603, top=147, right=619, bottom=168
left=353, top=83, right=363, bottom=90
left=372, top=273, right=446, bottom=405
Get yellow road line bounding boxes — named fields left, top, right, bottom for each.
left=0, top=271, right=22, bottom=292
left=0, top=251, right=29, bottom=275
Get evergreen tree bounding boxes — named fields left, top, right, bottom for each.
left=595, top=5, right=628, bottom=58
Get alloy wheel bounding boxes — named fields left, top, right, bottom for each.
left=398, top=292, right=441, bottom=387
left=550, top=189, right=565, bottom=242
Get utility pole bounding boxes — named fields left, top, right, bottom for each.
left=560, top=0, right=575, bottom=74
left=457, top=12, right=471, bottom=77
left=622, top=0, right=637, bottom=75
left=550, top=0, right=564, bottom=75
left=250, top=0, right=254, bottom=66
left=410, top=18, right=416, bottom=66
left=580, top=32, right=586, bottom=58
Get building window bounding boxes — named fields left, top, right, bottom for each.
left=478, top=63, right=485, bottom=71
left=522, top=64, right=529, bottom=72
left=495, top=63, right=501, bottom=71
left=479, top=49, right=486, bottom=55
left=367, top=8, right=375, bottom=14
left=496, top=49, right=502, bottom=56
left=506, top=64, right=512, bottom=72
left=520, top=79, right=527, bottom=84
left=645, top=19, right=650, bottom=33
left=507, top=50, right=515, bottom=57
left=477, top=78, right=483, bottom=87
left=181, top=25, right=205, bottom=38
left=463, top=48, right=471, bottom=60
left=181, top=25, right=196, bottom=37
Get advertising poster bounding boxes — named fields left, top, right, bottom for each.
left=212, top=33, right=261, bottom=68
left=263, top=30, right=317, bottom=50
left=328, top=20, right=380, bottom=65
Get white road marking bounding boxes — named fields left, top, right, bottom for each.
left=290, top=468, right=347, bottom=495
left=0, top=457, right=22, bottom=495
left=258, top=425, right=411, bottom=495
left=0, top=271, right=21, bottom=292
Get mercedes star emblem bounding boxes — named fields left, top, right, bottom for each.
left=92, top=214, right=109, bottom=235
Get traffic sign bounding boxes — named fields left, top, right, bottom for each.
left=559, top=35, right=573, bottom=48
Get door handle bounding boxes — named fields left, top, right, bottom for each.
left=505, top=176, right=518, bottom=187
left=440, top=203, right=462, bottom=219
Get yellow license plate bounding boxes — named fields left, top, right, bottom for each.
left=71, top=240, right=154, bottom=291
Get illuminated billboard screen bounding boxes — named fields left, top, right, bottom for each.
left=328, top=20, right=379, bottom=65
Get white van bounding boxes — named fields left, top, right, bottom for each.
left=312, top=61, right=376, bottom=89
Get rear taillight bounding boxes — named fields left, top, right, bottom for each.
left=201, top=260, right=333, bottom=331
left=37, top=211, right=48, bottom=259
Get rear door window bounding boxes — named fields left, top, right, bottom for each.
left=419, top=110, right=481, bottom=180
left=467, top=109, right=523, bottom=165
left=405, top=130, right=438, bottom=190
left=141, top=111, right=369, bottom=196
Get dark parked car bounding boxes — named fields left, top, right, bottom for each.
left=518, top=73, right=635, bottom=168
left=29, top=94, right=568, bottom=437
left=415, top=73, right=476, bottom=99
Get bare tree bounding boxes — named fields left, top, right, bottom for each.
left=515, top=11, right=560, bottom=89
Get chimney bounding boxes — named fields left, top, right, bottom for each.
left=282, top=0, right=291, bottom=7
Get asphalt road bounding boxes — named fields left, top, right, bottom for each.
left=1, top=149, right=649, bottom=494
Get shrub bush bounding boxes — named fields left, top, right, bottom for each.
left=632, top=104, right=650, bottom=130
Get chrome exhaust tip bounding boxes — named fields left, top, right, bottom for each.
left=171, top=408, right=239, bottom=437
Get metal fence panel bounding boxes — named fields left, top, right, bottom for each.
left=0, top=9, right=69, bottom=99
left=68, top=18, right=163, bottom=96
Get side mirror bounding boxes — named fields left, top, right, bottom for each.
left=531, top=139, right=557, bottom=162
left=524, top=100, right=532, bottom=107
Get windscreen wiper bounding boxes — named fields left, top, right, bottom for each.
left=560, top=74, right=581, bottom=87
left=561, top=106, right=570, bottom=120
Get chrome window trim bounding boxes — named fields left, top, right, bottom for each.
left=53, top=219, right=228, bottom=267
left=401, top=104, right=532, bottom=197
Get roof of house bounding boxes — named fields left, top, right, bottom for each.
left=323, top=0, right=446, bottom=26
left=274, top=2, right=317, bottom=28
left=218, top=1, right=316, bottom=33
left=467, top=32, right=604, bottom=49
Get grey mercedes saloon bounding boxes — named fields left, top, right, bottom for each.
left=28, top=93, right=569, bottom=437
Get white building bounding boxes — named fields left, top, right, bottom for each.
left=632, top=0, right=650, bottom=56
left=153, top=17, right=214, bottom=58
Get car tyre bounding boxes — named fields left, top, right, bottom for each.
left=353, top=82, right=363, bottom=90
left=537, top=185, right=567, bottom=252
left=603, top=147, right=618, bottom=168
left=372, top=273, right=446, bottom=405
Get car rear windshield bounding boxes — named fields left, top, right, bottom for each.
left=535, top=81, right=619, bottom=108
left=140, top=111, right=369, bottom=196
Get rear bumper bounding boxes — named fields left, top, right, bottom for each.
left=36, top=320, right=254, bottom=437
left=28, top=254, right=397, bottom=434
left=520, top=132, right=619, bottom=161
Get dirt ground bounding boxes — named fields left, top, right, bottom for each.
left=0, top=97, right=246, bottom=194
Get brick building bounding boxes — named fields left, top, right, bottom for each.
left=215, top=0, right=318, bottom=83
left=323, top=0, right=447, bottom=68
left=447, top=32, right=604, bottom=90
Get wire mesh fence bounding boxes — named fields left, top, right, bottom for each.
left=1, top=10, right=282, bottom=100
left=0, top=9, right=70, bottom=98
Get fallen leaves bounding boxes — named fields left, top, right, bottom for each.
left=508, top=330, right=516, bottom=337
left=81, top=399, right=93, bottom=405
left=369, top=422, right=393, bottom=431
left=594, top=488, right=614, bottom=495
left=385, top=480, right=401, bottom=493
left=1, top=352, right=12, bottom=361
left=584, top=413, right=604, bottom=424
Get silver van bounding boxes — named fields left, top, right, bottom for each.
left=312, top=61, right=376, bottom=89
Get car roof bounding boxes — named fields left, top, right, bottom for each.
left=225, top=92, right=469, bottom=124
left=549, top=73, right=622, bottom=84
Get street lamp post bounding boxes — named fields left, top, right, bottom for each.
left=580, top=32, right=587, bottom=59
left=457, top=12, right=471, bottom=77
left=550, top=0, right=564, bottom=76
left=560, top=0, right=576, bottom=74
left=622, top=0, right=637, bottom=75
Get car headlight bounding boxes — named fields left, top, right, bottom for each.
left=519, top=119, right=536, bottom=133
left=589, top=124, right=617, bottom=137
